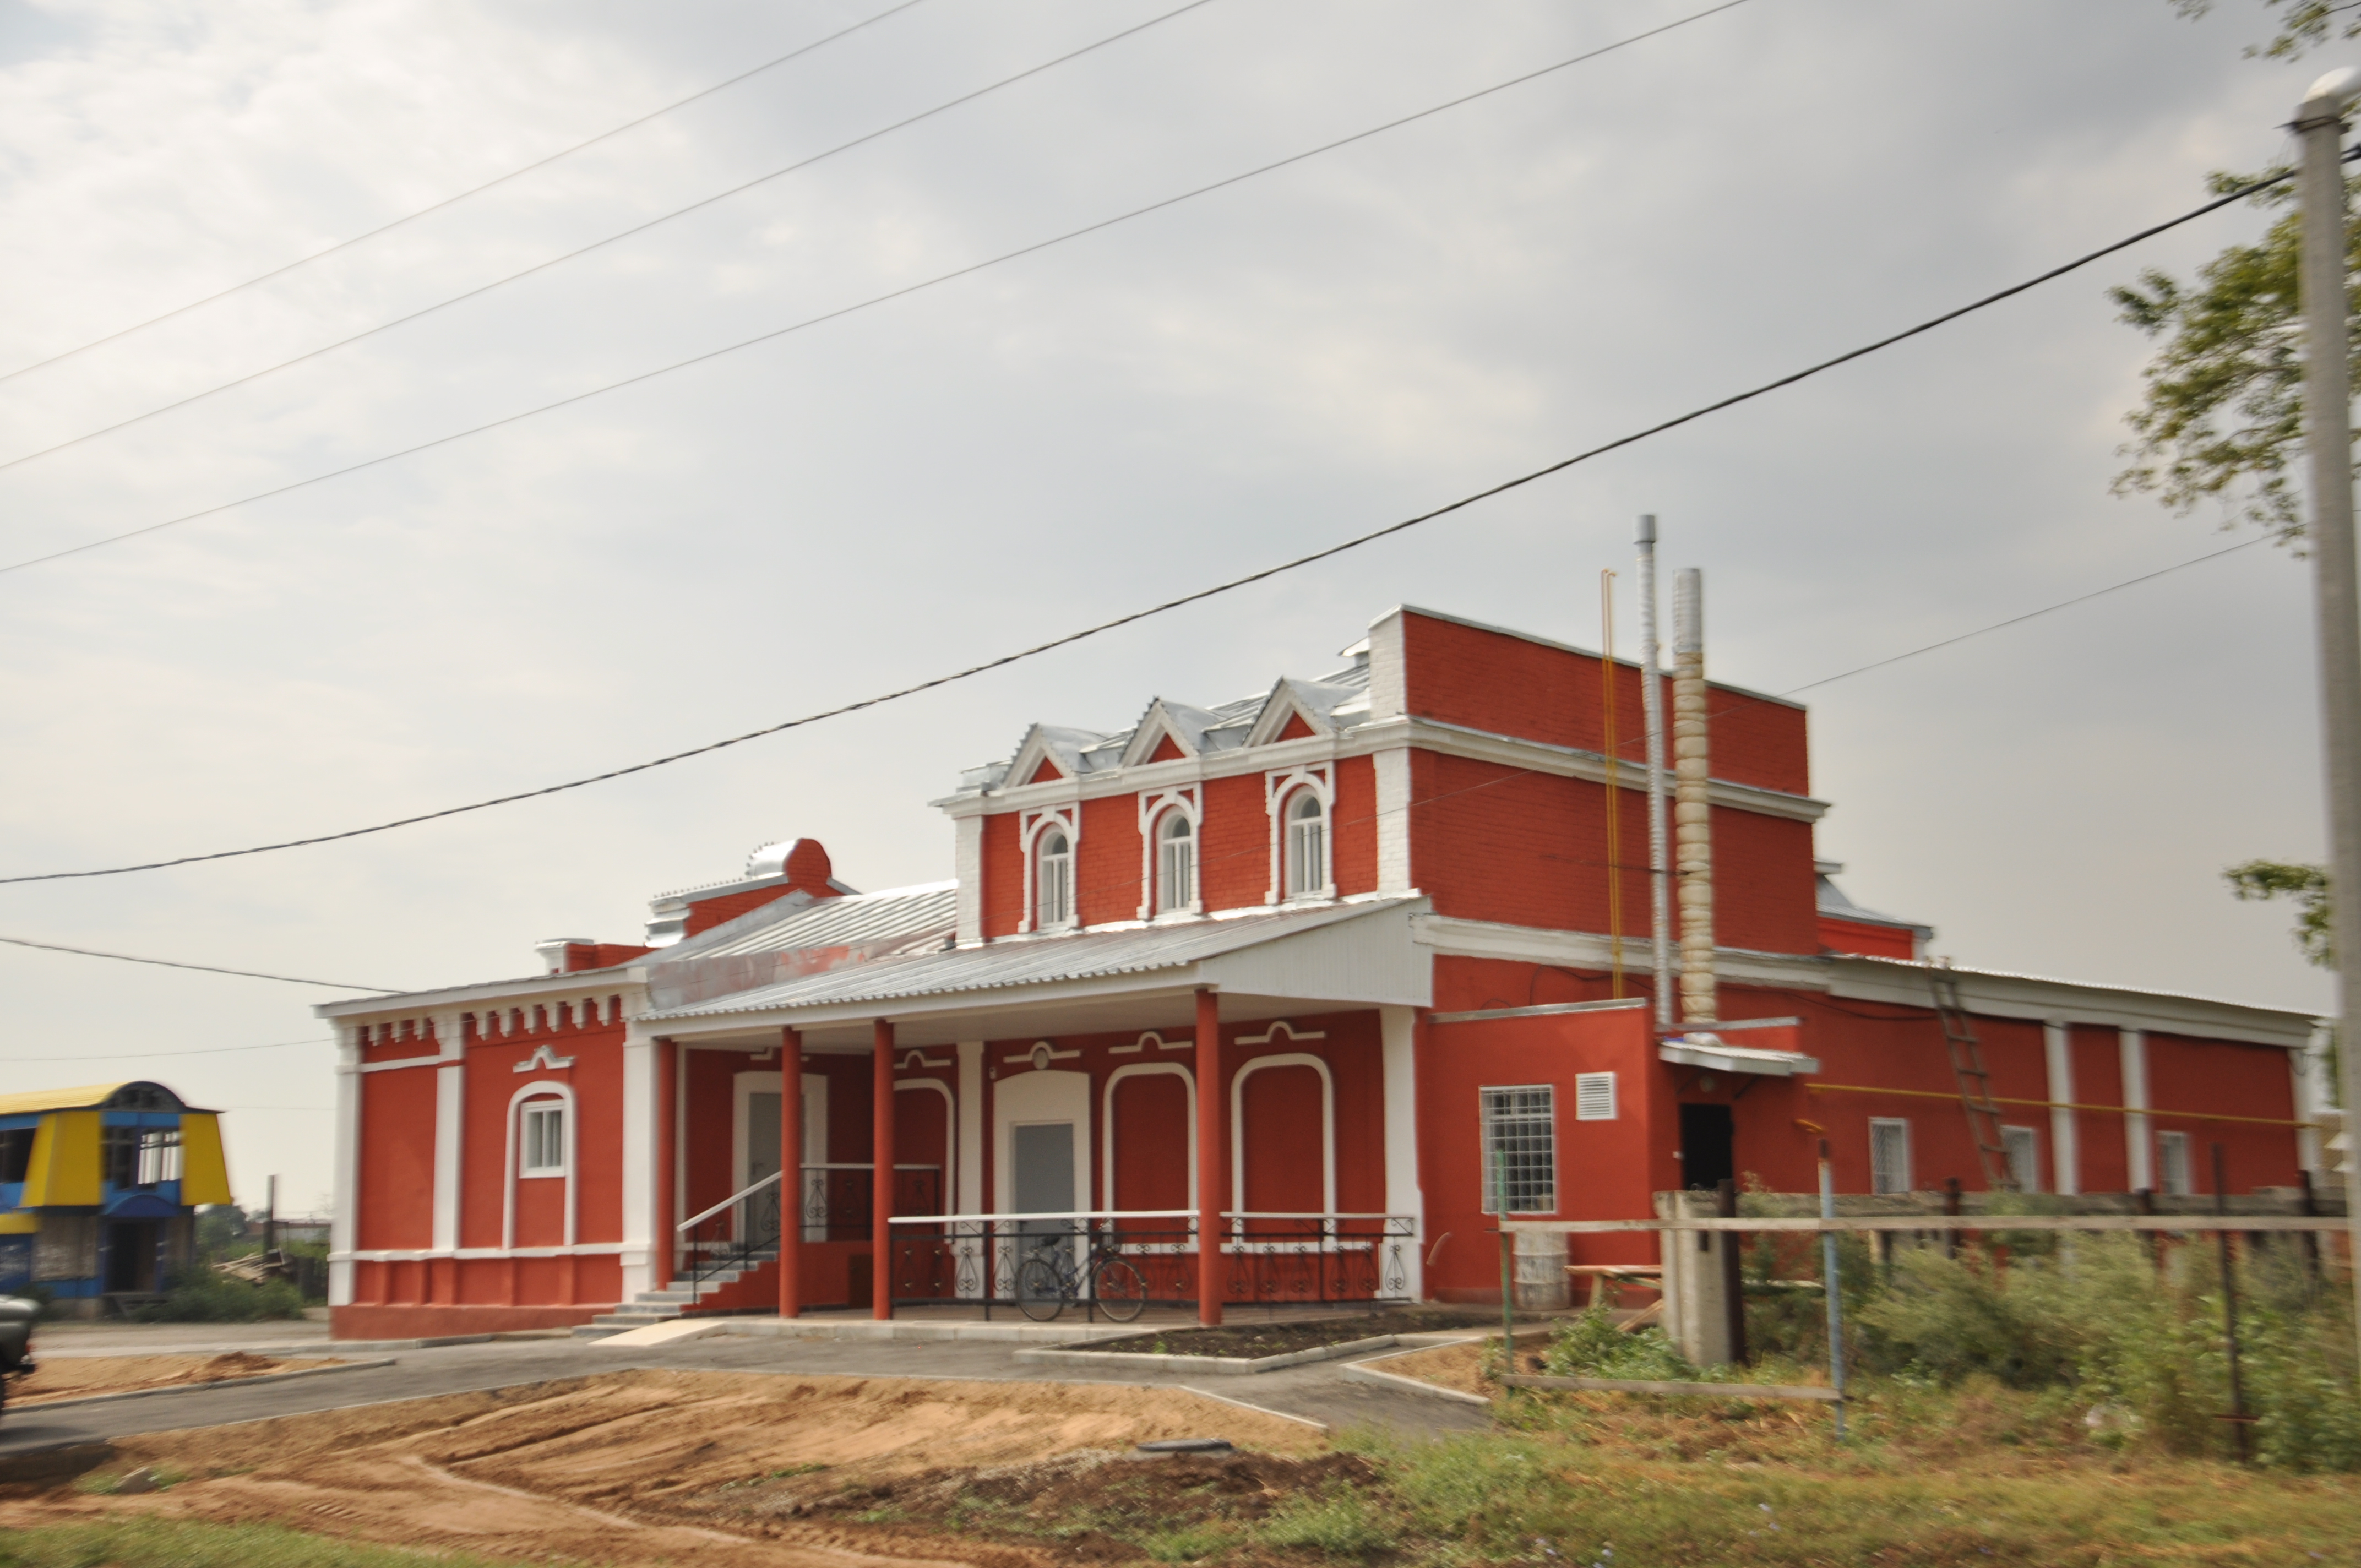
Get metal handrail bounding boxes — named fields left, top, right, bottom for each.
left=678, top=1170, right=780, bottom=1233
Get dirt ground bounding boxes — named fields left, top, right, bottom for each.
left=0, top=1370, right=1325, bottom=1567
left=8, top=1353, right=334, bottom=1405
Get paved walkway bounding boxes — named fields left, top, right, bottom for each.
left=0, top=1326, right=1491, bottom=1460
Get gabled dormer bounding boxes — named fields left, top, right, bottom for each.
left=1244, top=677, right=1364, bottom=748
left=1005, top=724, right=1112, bottom=789
left=1118, top=698, right=1226, bottom=768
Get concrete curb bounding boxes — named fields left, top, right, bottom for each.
left=325, top=1330, right=575, bottom=1352
left=1015, top=1333, right=1405, bottom=1376
left=12, top=1358, right=398, bottom=1413
left=705, top=1317, right=1143, bottom=1346
left=1340, top=1348, right=1497, bottom=1408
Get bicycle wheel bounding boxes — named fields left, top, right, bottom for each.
left=1015, top=1256, right=1069, bottom=1322
left=1092, top=1256, right=1149, bottom=1322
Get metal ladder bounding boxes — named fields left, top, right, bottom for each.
left=1926, top=958, right=2015, bottom=1191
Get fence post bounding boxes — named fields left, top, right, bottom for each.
left=1819, top=1141, right=1847, bottom=1441
left=1717, top=1177, right=1748, bottom=1366
left=1496, top=1153, right=1515, bottom=1385
left=2213, top=1144, right=2253, bottom=1462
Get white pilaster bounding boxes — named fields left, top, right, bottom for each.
left=431, top=1012, right=465, bottom=1253
left=2042, top=1019, right=2078, bottom=1196
left=955, top=816, right=984, bottom=946
left=955, top=1041, right=985, bottom=1214
left=329, top=1024, right=361, bottom=1306
left=620, top=1021, right=659, bottom=1299
left=2297, top=1020, right=2332, bottom=1175
left=2119, top=1028, right=2152, bottom=1192
left=1364, top=609, right=1407, bottom=721
left=1379, top=1004, right=1424, bottom=1301
left=1374, top=748, right=1413, bottom=893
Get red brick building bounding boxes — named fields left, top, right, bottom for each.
left=320, top=606, right=2325, bottom=1340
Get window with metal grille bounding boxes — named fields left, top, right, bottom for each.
left=102, top=1126, right=138, bottom=1189
left=1479, top=1086, right=1555, bottom=1215
left=2157, top=1131, right=2193, bottom=1196
left=0, top=1128, right=32, bottom=1184
left=520, top=1102, right=567, bottom=1177
left=1037, top=830, right=1073, bottom=928
left=1156, top=811, right=1195, bottom=913
left=1574, top=1072, right=1618, bottom=1121
left=2002, top=1125, right=2039, bottom=1193
left=1869, top=1118, right=1912, bottom=1195
left=135, top=1128, right=182, bottom=1186
left=1285, top=790, right=1326, bottom=897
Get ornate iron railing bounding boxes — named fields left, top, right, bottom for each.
left=1221, top=1212, right=1416, bottom=1306
left=676, top=1170, right=782, bottom=1303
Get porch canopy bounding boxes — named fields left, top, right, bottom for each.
left=640, top=894, right=1432, bottom=1324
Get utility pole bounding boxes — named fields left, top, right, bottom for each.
left=1638, top=517, right=1673, bottom=1031
left=2293, top=66, right=2361, bottom=1376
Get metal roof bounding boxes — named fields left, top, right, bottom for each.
left=644, top=895, right=1422, bottom=1021
left=0, top=1082, right=211, bottom=1117
left=670, top=882, right=958, bottom=960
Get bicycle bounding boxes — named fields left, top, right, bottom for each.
left=1013, top=1227, right=1149, bottom=1322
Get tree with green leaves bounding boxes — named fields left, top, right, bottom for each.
left=2225, top=857, right=2333, bottom=963
left=2172, top=1, right=2361, bottom=61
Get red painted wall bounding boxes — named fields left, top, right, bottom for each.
left=1818, top=916, right=1917, bottom=959
left=357, top=1066, right=435, bottom=1251
left=1200, top=773, right=1269, bottom=912
left=982, top=810, right=1024, bottom=938
left=1332, top=755, right=1378, bottom=896
left=1078, top=792, right=1146, bottom=926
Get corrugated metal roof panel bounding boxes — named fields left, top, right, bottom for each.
left=645, top=896, right=1419, bottom=1020
left=686, top=883, right=958, bottom=959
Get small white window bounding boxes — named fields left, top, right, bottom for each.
left=1479, top=1086, right=1555, bottom=1215
left=134, top=1128, right=182, bottom=1186
left=2002, top=1125, right=2040, bottom=1193
left=1285, top=790, right=1326, bottom=897
left=1036, top=829, right=1074, bottom=929
left=1156, top=810, right=1195, bottom=913
left=1574, top=1072, right=1618, bottom=1122
left=2157, top=1131, right=2193, bottom=1196
left=1869, top=1118, right=1912, bottom=1195
left=521, top=1102, right=567, bottom=1177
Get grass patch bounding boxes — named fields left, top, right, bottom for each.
left=0, top=1518, right=545, bottom=1568
left=1259, top=1490, right=1397, bottom=1557
left=1137, top=1522, right=1236, bottom=1561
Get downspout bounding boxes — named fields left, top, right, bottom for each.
left=1673, top=568, right=1716, bottom=1025
left=1638, top=517, right=1673, bottom=1032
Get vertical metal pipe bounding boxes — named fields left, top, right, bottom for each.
left=653, top=1038, right=676, bottom=1291
left=1818, top=1141, right=1846, bottom=1440
left=1195, top=987, right=1225, bottom=1326
left=2295, top=68, right=2361, bottom=1385
left=1638, top=518, right=1673, bottom=1031
left=1601, top=569, right=1624, bottom=995
left=872, top=1018, right=895, bottom=1320
left=779, top=1027, right=802, bottom=1319
left=2213, top=1142, right=2251, bottom=1461
left=1673, top=568, right=1716, bottom=1025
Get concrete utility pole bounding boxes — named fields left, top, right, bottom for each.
left=1672, top=568, right=1716, bottom=1025
left=2294, top=65, right=2361, bottom=1371
left=1639, top=517, right=1674, bottom=1032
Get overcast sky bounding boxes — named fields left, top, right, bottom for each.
left=0, top=0, right=2341, bottom=1210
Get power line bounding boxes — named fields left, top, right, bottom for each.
left=0, top=529, right=2276, bottom=992
left=0, top=0, right=1748, bottom=578
left=0, top=0, right=934, bottom=388
left=0, top=932, right=393, bottom=989
left=0, top=0, right=1220, bottom=480
left=0, top=1036, right=331, bottom=1064
left=0, top=167, right=2307, bottom=885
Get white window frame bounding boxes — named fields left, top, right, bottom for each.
left=2001, top=1124, right=2041, bottom=1193
left=2157, top=1130, right=2194, bottom=1196
left=520, top=1101, right=567, bottom=1178
left=1156, top=808, right=1196, bottom=916
left=1479, top=1085, right=1557, bottom=1216
left=1285, top=789, right=1327, bottom=899
left=1135, top=789, right=1200, bottom=919
left=134, top=1127, right=183, bottom=1186
left=1869, top=1117, right=1912, bottom=1196
left=1574, top=1072, right=1618, bottom=1122
left=1263, top=767, right=1335, bottom=905
left=1019, top=807, right=1080, bottom=934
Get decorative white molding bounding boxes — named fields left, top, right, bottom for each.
left=1004, top=1041, right=1084, bottom=1071
left=1263, top=766, right=1335, bottom=905
left=1237, top=1020, right=1326, bottom=1047
left=502, top=1080, right=578, bottom=1250
left=514, top=1043, right=577, bottom=1074
left=1136, top=787, right=1203, bottom=919
left=1231, top=1052, right=1336, bottom=1217
left=1018, top=806, right=1080, bottom=935
left=1109, top=1030, right=1188, bottom=1055
left=897, top=1049, right=952, bottom=1070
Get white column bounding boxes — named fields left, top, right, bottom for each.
left=2120, top=1028, right=2152, bottom=1192
left=955, top=1042, right=985, bottom=1214
left=2297, top=1020, right=2332, bottom=1176
left=619, top=1019, right=659, bottom=1300
left=1379, top=1005, right=1424, bottom=1300
left=2043, top=1019, right=2078, bottom=1196
left=954, top=818, right=985, bottom=946
left=328, top=1024, right=362, bottom=1306
left=1374, top=749, right=1413, bottom=893
left=431, top=1012, right=466, bottom=1254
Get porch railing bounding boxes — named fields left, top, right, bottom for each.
left=675, top=1162, right=943, bottom=1304
left=882, top=1210, right=1415, bottom=1315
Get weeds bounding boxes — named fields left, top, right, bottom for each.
left=128, top=1268, right=305, bottom=1323
left=1138, top=1523, right=1233, bottom=1561
left=1539, top=1305, right=1716, bottom=1382
left=1259, top=1491, right=1396, bottom=1557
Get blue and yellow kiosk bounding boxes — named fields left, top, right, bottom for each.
left=0, top=1082, right=232, bottom=1313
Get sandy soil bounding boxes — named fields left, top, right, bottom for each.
left=9, top=1352, right=334, bottom=1404
left=0, top=1369, right=1323, bottom=1567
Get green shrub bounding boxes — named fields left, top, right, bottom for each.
left=1541, top=1305, right=1710, bottom=1382
left=130, top=1268, right=305, bottom=1323
left=1259, top=1491, right=1395, bottom=1557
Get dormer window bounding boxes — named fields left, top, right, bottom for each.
left=1156, top=811, right=1196, bottom=914
left=1037, top=830, right=1074, bottom=928
left=1286, top=790, right=1327, bottom=897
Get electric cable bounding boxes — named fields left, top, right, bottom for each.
left=0, top=1036, right=331, bottom=1064
left=0, top=0, right=935, bottom=388
left=0, top=0, right=1221, bottom=478
left=0, top=189, right=2306, bottom=884
left=0, top=0, right=1748, bottom=575
left=0, top=932, right=393, bottom=989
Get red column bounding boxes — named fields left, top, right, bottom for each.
left=652, top=1038, right=676, bottom=1290
left=872, top=1018, right=896, bottom=1320
left=779, top=1027, right=802, bottom=1319
left=1195, top=987, right=1224, bottom=1326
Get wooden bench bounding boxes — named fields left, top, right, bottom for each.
left=1563, top=1264, right=1662, bottom=1310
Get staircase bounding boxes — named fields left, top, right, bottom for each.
left=573, top=1249, right=779, bottom=1338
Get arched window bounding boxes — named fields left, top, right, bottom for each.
left=1285, top=790, right=1326, bottom=897
left=1037, top=830, right=1074, bottom=928
left=1156, top=811, right=1195, bottom=914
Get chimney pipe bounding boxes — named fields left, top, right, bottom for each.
left=1672, top=568, right=1716, bottom=1025
left=1636, top=517, right=1673, bottom=1031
